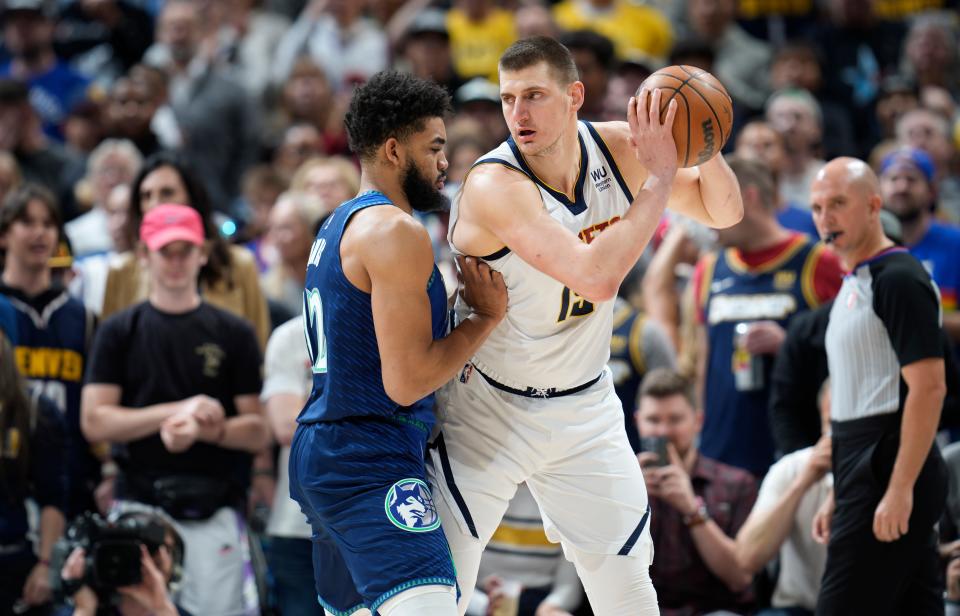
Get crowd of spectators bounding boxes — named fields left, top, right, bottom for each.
left=2, top=0, right=960, bottom=615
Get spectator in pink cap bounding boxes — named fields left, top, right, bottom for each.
left=82, top=202, right=269, bottom=616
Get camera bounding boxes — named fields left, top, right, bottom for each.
left=51, top=512, right=168, bottom=599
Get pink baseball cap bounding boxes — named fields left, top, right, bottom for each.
left=139, top=204, right=205, bottom=251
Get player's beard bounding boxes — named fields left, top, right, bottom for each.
left=402, top=160, right=448, bottom=213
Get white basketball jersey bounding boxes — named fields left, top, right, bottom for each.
left=449, top=121, right=634, bottom=390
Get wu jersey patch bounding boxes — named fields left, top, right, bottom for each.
left=384, top=478, right=440, bottom=532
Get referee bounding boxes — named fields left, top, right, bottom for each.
left=809, top=157, right=948, bottom=615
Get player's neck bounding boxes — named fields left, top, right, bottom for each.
left=1, top=263, right=51, bottom=297
left=358, top=172, right=412, bottom=215
left=521, top=128, right=582, bottom=200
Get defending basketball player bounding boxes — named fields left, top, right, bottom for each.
left=426, top=37, right=744, bottom=614
left=289, top=71, right=507, bottom=616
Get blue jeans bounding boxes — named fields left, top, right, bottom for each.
left=267, top=536, right=324, bottom=616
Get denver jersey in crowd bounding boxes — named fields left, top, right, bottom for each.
left=693, top=234, right=843, bottom=475
left=608, top=298, right=677, bottom=452
left=0, top=293, right=17, bottom=344
left=0, top=283, right=97, bottom=514
left=290, top=192, right=455, bottom=615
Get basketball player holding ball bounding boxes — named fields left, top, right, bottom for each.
left=428, top=36, right=744, bottom=614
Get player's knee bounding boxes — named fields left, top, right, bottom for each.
left=377, top=584, right=457, bottom=616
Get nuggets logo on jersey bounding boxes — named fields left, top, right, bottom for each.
left=385, top=478, right=440, bottom=532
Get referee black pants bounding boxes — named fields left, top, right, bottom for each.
left=817, top=414, right=947, bottom=616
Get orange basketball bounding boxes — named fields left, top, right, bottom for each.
left=638, top=65, right=733, bottom=168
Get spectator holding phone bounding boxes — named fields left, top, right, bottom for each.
left=635, top=368, right=758, bottom=616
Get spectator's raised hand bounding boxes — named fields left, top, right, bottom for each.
left=802, top=433, right=832, bottom=484
left=649, top=443, right=699, bottom=515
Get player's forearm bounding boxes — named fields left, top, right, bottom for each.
left=215, top=414, right=271, bottom=453
left=690, top=521, right=754, bottom=592
left=693, top=156, right=743, bottom=229
left=386, top=313, right=500, bottom=406
left=889, top=386, right=945, bottom=492
left=81, top=401, right=184, bottom=443
left=576, top=175, right=672, bottom=300
left=735, top=480, right=809, bottom=573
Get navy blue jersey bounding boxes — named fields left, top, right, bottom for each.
left=0, top=293, right=18, bottom=345
left=0, top=284, right=97, bottom=514
left=299, top=192, right=448, bottom=427
left=694, top=236, right=841, bottom=475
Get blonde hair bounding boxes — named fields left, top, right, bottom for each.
left=290, top=156, right=360, bottom=196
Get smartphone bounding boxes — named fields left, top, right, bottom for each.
left=639, top=436, right=670, bottom=467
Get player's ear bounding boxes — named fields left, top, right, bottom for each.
left=569, top=80, right=585, bottom=112
left=382, top=137, right=403, bottom=168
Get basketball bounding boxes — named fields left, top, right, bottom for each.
left=638, top=65, right=733, bottom=168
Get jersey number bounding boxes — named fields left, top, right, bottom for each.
left=558, top=287, right=595, bottom=322
left=303, top=290, right=327, bottom=374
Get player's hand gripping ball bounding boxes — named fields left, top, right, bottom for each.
left=638, top=65, right=733, bottom=168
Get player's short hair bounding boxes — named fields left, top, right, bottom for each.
left=345, top=70, right=452, bottom=161
left=726, top=155, right=778, bottom=212
left=638, top=368, right=697, bottom=411
left=499, top=36, right=579, bottom=85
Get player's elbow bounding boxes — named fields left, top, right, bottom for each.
left=710, top=199, right=744, bottom=229
left=575, top=274, right=619, bottom=303
left=384, top=379, right=424, bottom=408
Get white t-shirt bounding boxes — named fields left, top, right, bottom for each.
left=261, top=317, right=313, bottom=539
left=754, top=447, right=832, bottom=610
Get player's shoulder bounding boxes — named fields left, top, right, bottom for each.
left=589, top=120, right=631, bottom=150
left=349, top=206, right=434, bottom=267
left=463, top=160, right=539, bottom=205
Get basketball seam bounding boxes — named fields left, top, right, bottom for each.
left=679, top=65, right=733, bottom=104
left=683, top=79, right=727, bottom=155
left=666, top=66, right=730, bottom=162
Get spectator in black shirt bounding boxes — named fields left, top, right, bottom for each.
left=81, top=203, right=267, bottom=616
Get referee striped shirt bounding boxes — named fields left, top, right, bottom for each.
left=825, top=247, right=943, bottom=423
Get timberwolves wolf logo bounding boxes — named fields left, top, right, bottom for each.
left=385, top=479, right=440, bottom=532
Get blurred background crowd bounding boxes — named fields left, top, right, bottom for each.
left=2, top=0, right=960, bottom=615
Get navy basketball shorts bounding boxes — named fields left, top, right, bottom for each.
left=289, top=417, right=457, bottom=615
